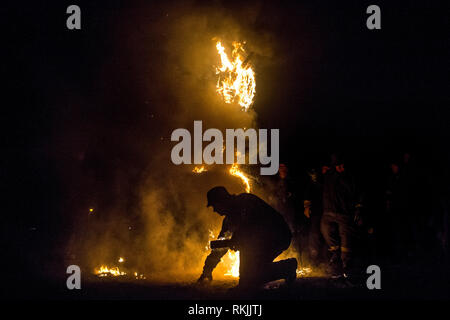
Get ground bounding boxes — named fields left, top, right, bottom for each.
left=10, top=263, right=450, bottom=300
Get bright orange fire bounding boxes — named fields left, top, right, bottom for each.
left=133, top=272, right=146, bottom=280
left=215, top=41, right=255, bottom=111
left=223, top=251, right=240, bottom=278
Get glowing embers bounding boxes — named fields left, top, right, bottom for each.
left=95, top=265, right=126, bottom=277
left=94, top=257, right=145, bottom=279
left=215, top=41, right=255, bottom=111
left=133, top=272, right=146, bottom=280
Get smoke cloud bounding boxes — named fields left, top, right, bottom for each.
left=64, top=1, right=294, bottom=282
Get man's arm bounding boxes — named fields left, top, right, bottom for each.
left=198, top=248, right=228, bottom=281
left=198, top=216, right=231, bottom=282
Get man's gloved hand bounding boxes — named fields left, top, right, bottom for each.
left=197, top=271, right=212, bottom=283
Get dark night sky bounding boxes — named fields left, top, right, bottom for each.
left=6, top=1, right=449, bottom=144
left=2, top=0, right=449, bottom=287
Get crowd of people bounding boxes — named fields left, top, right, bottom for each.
left=268, top=152, right=449, bottom=278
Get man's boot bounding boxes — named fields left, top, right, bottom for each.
left=265, top=258, right=298, bottom=285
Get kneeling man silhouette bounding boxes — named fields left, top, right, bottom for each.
left=201, top=186, right=297, bottom=289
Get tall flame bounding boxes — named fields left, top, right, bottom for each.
left=215, top=41, right=255, bottom=111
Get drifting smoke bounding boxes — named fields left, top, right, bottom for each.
left=134, top=3, right=268, bottom=281
left=64, top=1, right=292, bottom=282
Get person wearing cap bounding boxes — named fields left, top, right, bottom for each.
left=198, top=186, right=297, bottom=288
